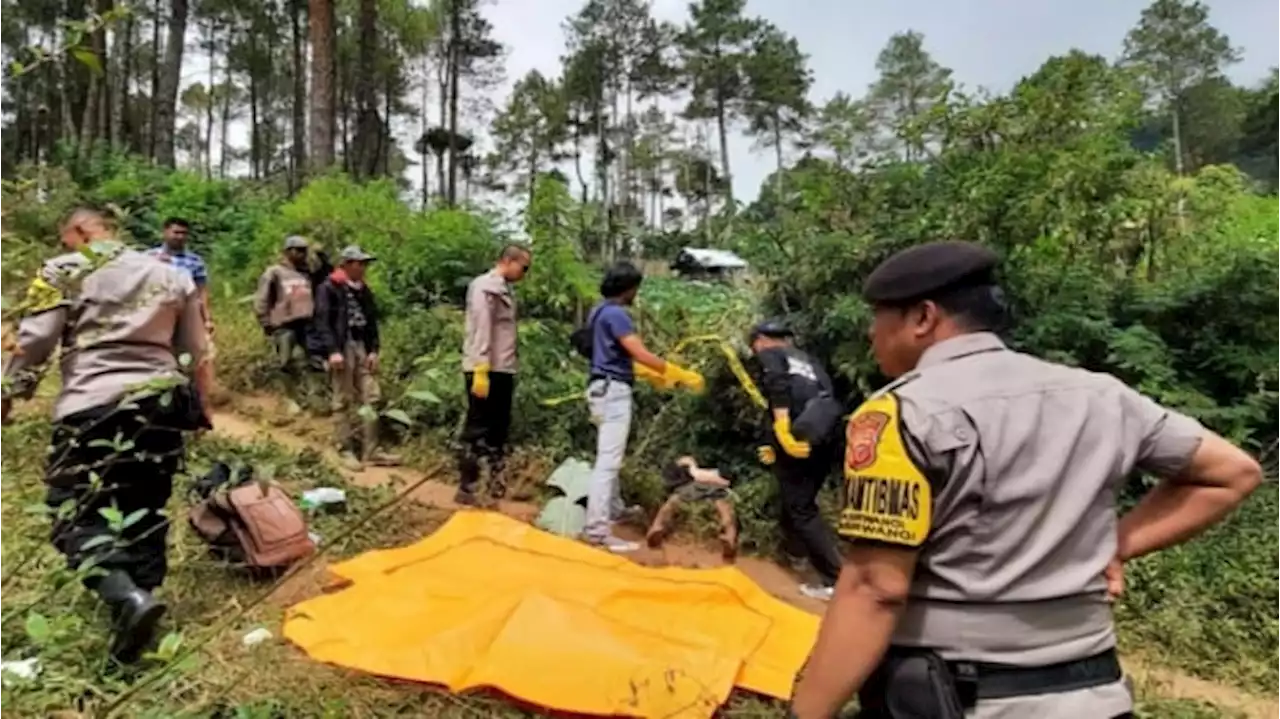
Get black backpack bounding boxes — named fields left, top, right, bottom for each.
left=569, top=306, right=600, bottom=360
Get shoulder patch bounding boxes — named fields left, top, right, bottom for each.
left=847, top=410, right=889, bottom=470
left=22, top=276, right=67, bottom=314
left=839, top=392, right=932, bottom=548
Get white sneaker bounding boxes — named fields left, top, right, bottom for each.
left=799, top=583, right=834, bottom=601
left=590, top=535, right=641, bottom=553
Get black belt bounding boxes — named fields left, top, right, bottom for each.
left=950, top=648, right=1122, bottom=702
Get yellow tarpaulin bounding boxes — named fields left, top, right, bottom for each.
left=283, top=512, right=819, bottom=718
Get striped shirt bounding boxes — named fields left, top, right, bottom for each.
left=148, top=246, right=209, bottom=286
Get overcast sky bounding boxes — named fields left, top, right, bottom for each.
left=483, top=0, right=1278, bottom=204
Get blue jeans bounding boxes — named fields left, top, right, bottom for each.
left=584, top=379, right=632, bottom=541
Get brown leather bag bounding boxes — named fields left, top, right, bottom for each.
left=190, top=480, right=315, bottom=570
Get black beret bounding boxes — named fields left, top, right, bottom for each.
left=861, top=241, right=1000, bottom=303
left=749, top=319, right=794, bottom=343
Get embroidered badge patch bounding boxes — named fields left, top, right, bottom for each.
left=839, top=394, right=932, bottom=547
left=846, top=410, right=889, bottom=471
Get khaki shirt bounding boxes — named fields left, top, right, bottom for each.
left=462, top=269, right=518, bottom=373
left=3, top=245, right=208, bottom=420
left=254, top=262, right=315, bottom=328
left=839, top=332, right=1204, bottom=665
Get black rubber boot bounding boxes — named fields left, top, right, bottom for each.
left=486, top=456, right=508, bottom=501
left=456, top=446, right=483, bottom=506
left=97, top=571, right=167, bottom=664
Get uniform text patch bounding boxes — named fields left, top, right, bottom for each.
left=840, top=393, right=931, bottom=547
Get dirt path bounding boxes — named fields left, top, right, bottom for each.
left=208, top=403, right=1277, bottom=719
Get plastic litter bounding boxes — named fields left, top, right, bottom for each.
left=299, top=487, right=346, bottom=512
left=242, top=628, right=273, bottom=647
left=1, top=659, right=40, bottom=685
left=535, top=458, right=592, bottom=537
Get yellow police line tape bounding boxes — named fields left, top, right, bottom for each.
left=541, top=334, right=768, bottom=410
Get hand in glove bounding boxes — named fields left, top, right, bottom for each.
left=773, top=416, right=811, bottom=458
left=634, top=362, right=676, bottom=390
left=662, top=363, right=706, bottom=394
left=470, top=363, right=491, bottom=399
left=757, top=445, right=776, bottom=465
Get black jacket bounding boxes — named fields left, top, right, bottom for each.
left=314, top=276, right=380, bottom=355
left=757, top=346, right=840, bottom=446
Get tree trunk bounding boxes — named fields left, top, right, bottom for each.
left=204, top=25, right=215, bottom=177
left=307, top=0, right=336, bottom=172
left=59, top=35, right=76, bottom=143
left=153, top=0, right=187, bottom=168
left=382, top=74, right=393, bottom=176
left=715, top=95, right=732, bottom=210
left=352, top=0, right=379, bottom=180
left=420, top=57, right=430, bottom=207
left=596, top=103, right=609, bottom=238
left=110, top=13, right=132, bottom=148
left=436, top=55, right=448, bottom=198
left=77, top=0, right=109, bottom=155
left=572, top=116, right=588, bottom=203
left=79, top=74, right=99, bottom=155
left=248, top=28, right=260, bottom=179
left=95, top=0, right=112, bottom=143
left=446, top=0, right=461, bottom=206
left=772, top=119, right=783, bottom=198
left=263, top=15, right=277, bottom=178
left=218, top=63, right=232, bottom=176
left=339, top=69, right=351, bottom=171
left=527, top=151, right=537, bottom=208
left=1170, top=105, right=1185, bottom=177
left=148, top=0, right=163, bottom=158
left=290, top=0, right=307, bottom=188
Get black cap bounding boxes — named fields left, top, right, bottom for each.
left=861, top=241, right=999, bottom=304
left=750, top=319, right=795, bottom=343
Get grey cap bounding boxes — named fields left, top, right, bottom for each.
left=283, top=235, right=309, bottom=250
left=339, top=245, right=376, bottom=263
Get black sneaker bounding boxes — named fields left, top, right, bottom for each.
left=454, top=489, right=480, bottom=507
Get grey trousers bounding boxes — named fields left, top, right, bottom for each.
left=584, top=379, right=632, bottom=541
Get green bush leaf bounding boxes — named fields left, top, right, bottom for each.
left=70, top=47, right=103, bottom=76
left=383, top=409, right=413, bottom=426
left=98, top=506, right=124, bottom=527
left=24, top=613, right=51, bottom=644
left=406, top=390, right=441, bottom=404
left=155, top=631, right=183, bottom=660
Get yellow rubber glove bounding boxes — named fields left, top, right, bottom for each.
left=470, top=363, right=491, bottom=399
left=757, top=445, right=776, bottom=465
left=662, top=362, right=706, bottom=394
left=773, top=416, right=811, bottom=458
left=634, top=362, right=676, bottom=390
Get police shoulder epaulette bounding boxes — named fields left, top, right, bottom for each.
left=867, top=370, right=920, bottom=400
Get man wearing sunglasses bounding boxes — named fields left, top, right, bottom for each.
left=457, top=243, right=532, bottom=505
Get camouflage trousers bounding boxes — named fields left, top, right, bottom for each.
left=330, top=341, right=382, bottom=457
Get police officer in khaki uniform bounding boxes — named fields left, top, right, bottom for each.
left=2, top=208, right=212, bottom=664
left=788, top=241, right=1262, bottom=719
